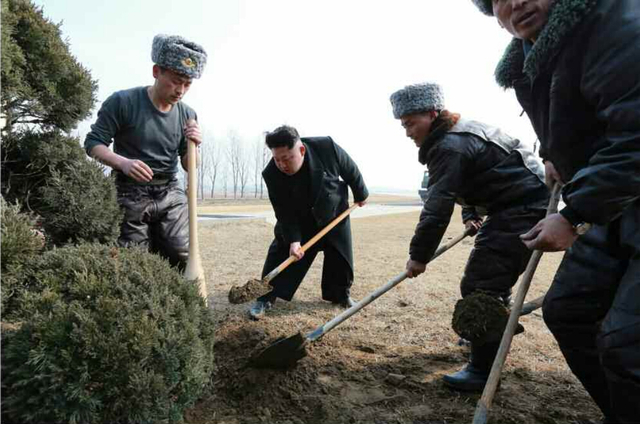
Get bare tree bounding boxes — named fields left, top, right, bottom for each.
left=199, top=130, right=222, bottom=200
left=221, top=162, right=230, bottom=198
left=238, top=141, right=250, bottom=198
left=226, top=130, right=241, bottom=199
left=252, top=138, right=263, bottom=198
left=206, top=137, right=223, bottom=199
left=199, top=142, right=210, bottom=200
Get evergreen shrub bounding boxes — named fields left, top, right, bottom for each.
left=1, top=130, right=122, bottom=246
left=2, top=244, right=215, bottom=424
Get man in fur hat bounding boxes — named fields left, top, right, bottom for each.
left=85, top=34, right=207, bottom=271
left=390, top=82, right=549, bottom=391
left=249, top=125, right=368, bottom=320
left=471, top=0, right=640, bottom=421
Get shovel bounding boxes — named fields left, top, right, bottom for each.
left=251, top=228, right=472, bottom=369
left=228, top=203, right=360, bottom=304
left=472, top=183, right=562, bottom=424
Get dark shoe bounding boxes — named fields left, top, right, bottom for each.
left=442, top=363, right=490, bottom=392
left=333, top=296, right=356, bottom=308
left=248, top=298, right=274, bottom=320
left=457, top=337, right=471, bottom=347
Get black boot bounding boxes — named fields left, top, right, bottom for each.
left=442, top=342, right=499, bottom=392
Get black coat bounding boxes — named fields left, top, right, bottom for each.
left=494, top=3, right=640, bottom=419
left=496, top=0, right=640, bottom=226
left=262, top=136, right=368, bottom=271
left=410, top=118, right=547, bottom=263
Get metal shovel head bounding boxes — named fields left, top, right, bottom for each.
left=250, top=331, right=308, bottom=369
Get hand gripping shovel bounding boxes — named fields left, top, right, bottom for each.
left=228, top=204, right=359, bottom=304
left=251, top=228, right=472, bottom=369
left=472, top=183, right=562, bottom=424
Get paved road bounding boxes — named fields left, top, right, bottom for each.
left=198, top=202, right=423, bottom=225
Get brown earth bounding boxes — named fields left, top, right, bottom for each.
left=186, top=200, right=601, bottom=424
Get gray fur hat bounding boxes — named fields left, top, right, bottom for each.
left=390, top=83, right=445, bottom=119
left=472, top=0, right=493, bottom=16
left=151, top=34, right=207, bottom=79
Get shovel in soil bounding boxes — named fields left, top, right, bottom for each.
left=251, top=229, right=472, bottom=369
left=228, top=204, right=359, bottom=304
left=472, top=183, right=562, bottom=424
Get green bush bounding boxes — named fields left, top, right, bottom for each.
left=1, top=130, right=122, bottom=246
left=1, top=196, right=45, bottom=317
left=38, top=163, right=121, bottom=246
left=1, top=196, right=43, bottom=272
left=2, top=244, right=215, bottom=424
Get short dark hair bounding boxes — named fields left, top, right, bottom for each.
left=265, top=125, right=300, bottom=149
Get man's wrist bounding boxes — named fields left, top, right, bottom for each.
left=559, top=206, right=592, bottom=235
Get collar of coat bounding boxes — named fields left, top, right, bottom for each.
left=494, top=0, right=598, bottom=89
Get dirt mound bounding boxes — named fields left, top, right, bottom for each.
left=191, top=314, right=600, bottom=424
left=228, top=278, right=271, bottom=304
left=186, top=213, right=602, bottom=424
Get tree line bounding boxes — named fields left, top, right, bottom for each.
left=188, top=129, right=272, bottom=201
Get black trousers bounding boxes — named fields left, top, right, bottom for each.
left=116, top=180, right=189, bottom=270
left=543, top=203, right=640, bottom=423
left=261, top=238, right=352, bottom=302
left=460, top=201, right=547, bottom=299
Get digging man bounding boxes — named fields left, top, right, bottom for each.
left=249, top=125, right=368, bottom=320
left=472, top=0, right=640, bottom=421
left=389, top=82, right=549, bottom=392
left=84, top=34, right=206, bottom=271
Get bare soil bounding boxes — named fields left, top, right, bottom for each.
left=186, top=201, right=601, bottom=424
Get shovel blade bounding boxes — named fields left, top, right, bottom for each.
left=250, top=331, right=308, bottom=369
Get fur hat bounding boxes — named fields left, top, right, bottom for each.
left=151, top=34, right=207, bottom=79
left=390, top=83, right=445, bottom=119
left=472, top=0, right=493, bottom=16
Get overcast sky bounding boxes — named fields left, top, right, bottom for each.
left=33, top=0, right=533, bottom=193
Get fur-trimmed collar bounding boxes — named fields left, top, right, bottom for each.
left=495, top=0, right=598, bottom=88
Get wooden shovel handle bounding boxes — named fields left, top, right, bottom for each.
left=306, top=228, right=473, bottom=342
left=184, top=132, right=208, bottom=302
left=263, top=203, right=360, bottom=283
left=472, top=183, right=562, bottom=424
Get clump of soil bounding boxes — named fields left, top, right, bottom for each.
left=452, top=292, right=509, bottom=345
left=228, top=278, right=271, bottom=304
